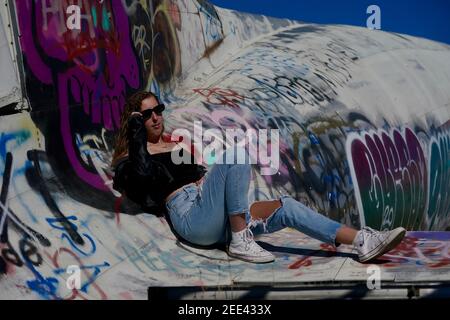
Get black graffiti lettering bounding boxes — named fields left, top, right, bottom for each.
left=19, top=238, right=43, bottom=267
left=5, top=207, right=51, bottom=247
left=0, top=151, right=51, bottom=274
left=313, top=71, right=338, bottom=96
left=1, top=246, right=23, bottom=268
left=347, top=112, right=374, bottom=127
left=0, top=153, right=13, bottom=244
left=294, top=77, right=328, bottom=103
left=1, top=152, right=51, bottom=248
left=27, top=150, right=84, bottom=245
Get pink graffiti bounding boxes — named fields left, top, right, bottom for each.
left=16, top=0, right=139, bottom=191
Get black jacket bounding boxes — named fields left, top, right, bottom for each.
left=112, top=114, right=206, bottom=217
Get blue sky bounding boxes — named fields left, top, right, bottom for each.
left=209, top=0, right=450, bottom=45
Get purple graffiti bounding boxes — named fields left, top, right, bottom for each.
left=16, top=0, right=139, bottom=190
left=347, top=128, right=427, bottom=230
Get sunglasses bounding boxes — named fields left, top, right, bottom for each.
left=141, top=104, right=165, bottom=120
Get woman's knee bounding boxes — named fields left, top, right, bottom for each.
left=277, top=196, right=311, bottom=225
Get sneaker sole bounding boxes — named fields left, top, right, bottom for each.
left=227, top=250, right=275, bottom=264
left=359, top=227, right=406, bottom=263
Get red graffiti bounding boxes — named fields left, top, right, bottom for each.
left=168, top=0, right=182, bottom=29
left=288, top=256, right=313, bottom=269
left=382, top=236, right=450, bottom=269
left=45, top=248, right=108, bottom=300
left=320, top=243, right=338, bottom=252
left=288, top=243, right=339, bottom=270
left=114, top=196, right=124, bottom=227
left=193, top=88, right=244, bottom=108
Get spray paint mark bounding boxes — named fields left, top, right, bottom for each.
left=27, top=150, right=84, bottom=245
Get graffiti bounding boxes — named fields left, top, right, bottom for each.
left=193, top=88, right=244, bottom=108
left=247, top=73, right=334, bottom=107
left=347, top=128, right=428, bottom=230
left=27, top=150, right=84, bottom=244
left=125, top=0, right=182, bottom=91
left=287, top=243, right=340, bottom=275
left=51, top=249, right=110, bottom=300
left=197, top=0, right=224, bottom=45
left=0, top=152, right=12, bottom=243
left=288, top=256, right=313, bottom=269
left=426, top=127, right=450, bottom=230
left=132, top=25, right=152, bottom=72
left=233, top=39, right=358, bottom=107
left=26, top=248, right=110, bottom=300
left=0, top=152, right=51, bottom=274
left=382, top=234, right=450, bottom=269
left=0, top=126, right=108, bottom=297
left=25, top=261, right=60, bottom=300
left=75, top=130, right=120, bottom=198
left=188, top=83, right=359, bottom=224
left=46, top=216, right=96, bottom=257
left=1, top=0, right=448, bottom=301
left=16, top=0, right=139, bottom=194
left=25, top=215, right=109, bottom=299
left=347, top=124, right=450, bottom=231
left=292, top=124, right=358, bottom=225
left=182, top=38, right=360, bottom=223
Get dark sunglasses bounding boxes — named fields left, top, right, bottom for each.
left=141, top=104, right=165, bottom=120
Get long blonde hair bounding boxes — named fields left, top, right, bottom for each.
left=111, top=91, right=159, bottom=167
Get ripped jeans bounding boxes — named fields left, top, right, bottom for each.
left=165, top=148, right=343, bottom=247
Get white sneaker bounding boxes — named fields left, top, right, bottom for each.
left=354, top=226, right=406, bottom=262
left=227, top=228, right=275, bottom=263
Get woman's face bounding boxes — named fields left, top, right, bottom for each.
left=140, top=96, right=164, bottom=140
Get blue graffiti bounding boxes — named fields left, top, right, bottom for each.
left=24, top=259, right=61, bottom=300
left=54, top=261, right=110, bottom=293
left=61, top=232, right=96, bottom=256
left=46, top=216, right=97, bottom=256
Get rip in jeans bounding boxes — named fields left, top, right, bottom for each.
left=247, top=199, right=284, bottom=234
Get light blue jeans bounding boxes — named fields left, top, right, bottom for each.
left=165, top=148, right=343, bottom=247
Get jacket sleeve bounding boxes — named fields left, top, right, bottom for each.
left=127, top=114, right=174, bottom=185
left=127, top=114, right=153, bottom=177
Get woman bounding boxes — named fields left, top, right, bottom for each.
left=111, top=91, right=406, bottom=264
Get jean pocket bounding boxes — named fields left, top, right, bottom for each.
left=168, top=189, right=196, bottom=218
left=183, top=187, right=199, bottom=202
left=166, top=190, right=186, bottom=211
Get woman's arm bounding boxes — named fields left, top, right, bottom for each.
left=127, top=113, right=154, bottom=177
left=127, top=113, right=175, bottom=184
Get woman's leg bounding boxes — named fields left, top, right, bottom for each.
left=247, top=196, right=342, bottom=246
left=249, top=199, right=358, bottom=245
left=168, top=147, right=253, bottom=246
left=170, top=146, right=274, bottom=262
left=248, top=196, right=406, bottom=262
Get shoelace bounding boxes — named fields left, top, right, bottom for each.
left=361, top=226, right=385, bottom=248
left=242, top=228, right=254, bottom=251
